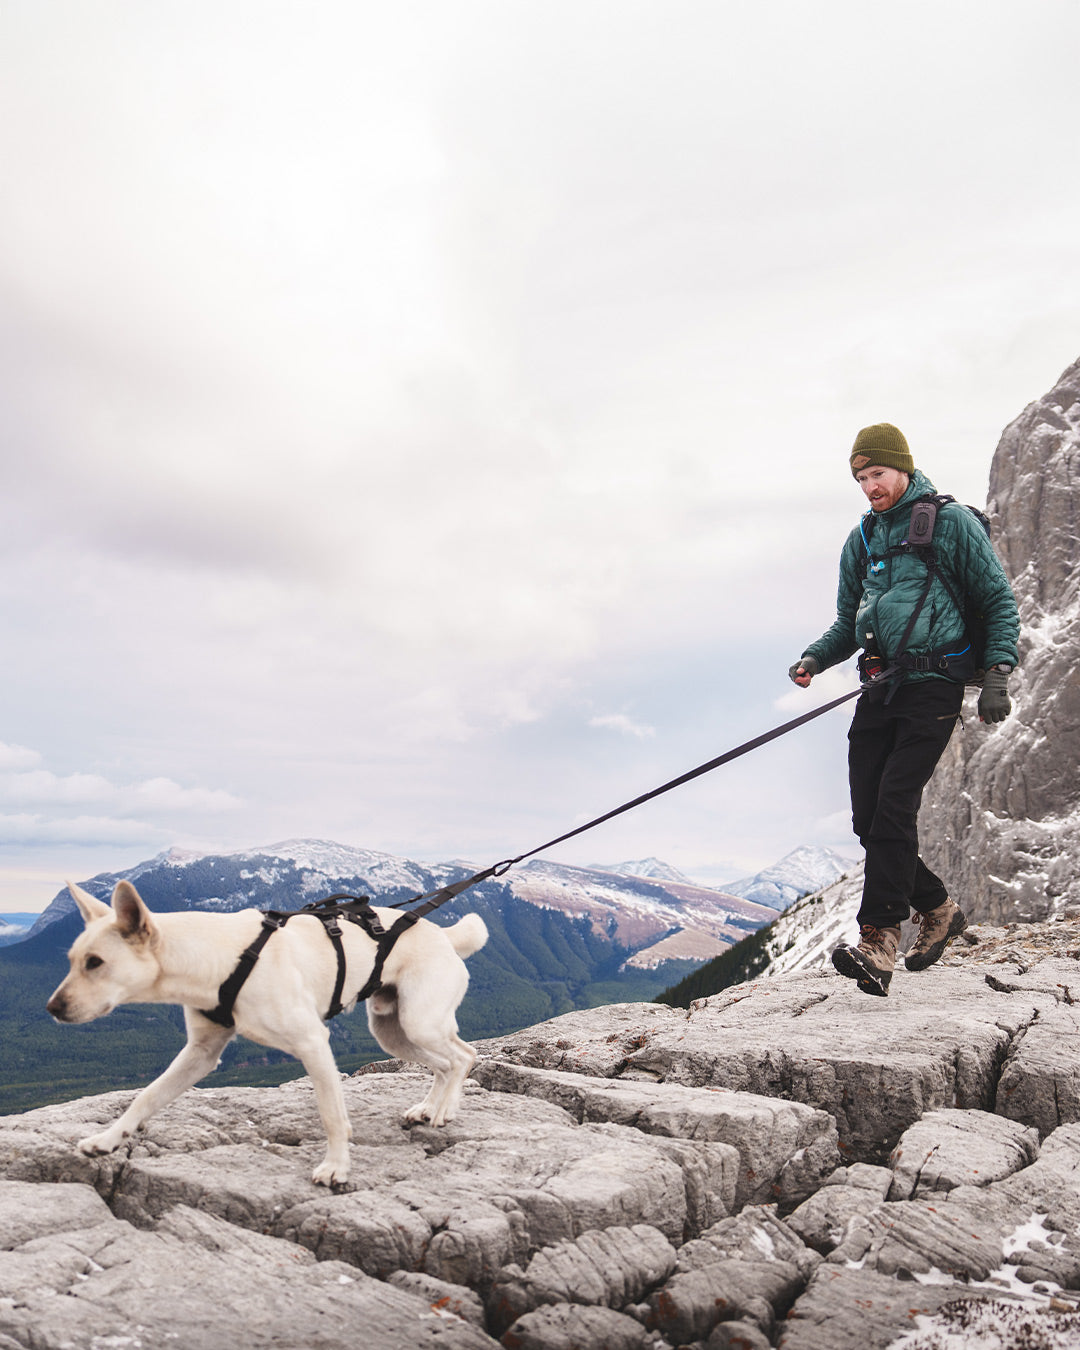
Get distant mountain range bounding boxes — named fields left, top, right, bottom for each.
left=25, top=839, right=848, bottom=969
left=1, top=838, right=848, bottom=1113
left=0, top=915, right=37, bottom=948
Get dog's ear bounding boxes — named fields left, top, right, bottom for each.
left=111, top=881, right=156, bottom=941
left=67, top=881, right=112, bottom=926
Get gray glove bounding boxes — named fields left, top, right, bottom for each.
left=978, top=666, right=1012, bottom=723
left=788, top=656, right=820, bottom=687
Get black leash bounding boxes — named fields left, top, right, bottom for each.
left=199, top=677, right=882, bottom=1027
left=391, top=677, right=886, bottom=919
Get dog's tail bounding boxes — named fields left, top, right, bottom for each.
left=444, top=913, right=488, bottom=959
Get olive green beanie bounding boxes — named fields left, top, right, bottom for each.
left=849, top=423, right=915, bottom=477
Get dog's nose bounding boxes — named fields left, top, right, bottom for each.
left=46, top=994, right=68, bottom=1020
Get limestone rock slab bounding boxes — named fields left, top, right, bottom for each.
left=472, top=1058, right=839, bottom=1208
left=0, top=1198, right=497, bottom=1349
left=487, top=1224, right=676, bottom=1334
left=888, top=1107, right=1040, bottom=1200
left=647, top=1256, right=805, bottom=1343
left=784, top=1183, right=892, bottom=1255
left=675, top=1207, right=821, bottom=1283
left=485, top=972, right=1054, bottom=1161
left=706, top=1320, right=771, bottom=1350
left=996, top=998, right=1080, bottom=1137
left=0, top=1071, right=732, bottom=1295
left=826, top=1125, right=1080, bottom=1290
left=500, top=1303, right=653, bottom=1350
left=387, top=1271, right=487, bottom=1330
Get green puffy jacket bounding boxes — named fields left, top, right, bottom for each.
left=803, top=470, right=1020, bottom=680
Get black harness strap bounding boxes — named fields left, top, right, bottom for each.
left=354, top=911, right=421, bottom=1004
left=199, top=894, right=417, bottom=1028
left=201, top=913, right=288, bottom=1027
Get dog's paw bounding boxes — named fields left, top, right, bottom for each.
left=77, top=1127, right=127, bottom=1156
left=312, top=1157, right=350, bottom=1188
left=404, top=1102, right=456, bottom=1127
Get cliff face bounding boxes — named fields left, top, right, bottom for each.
left=923, top=357, right=1080, bottom=923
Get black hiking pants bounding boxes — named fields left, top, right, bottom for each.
left=848, top=678, right=965, bottom=929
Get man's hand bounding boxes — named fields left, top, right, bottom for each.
left=788, top=656, right=820, bottom=688
left=978, top=666, right=1012, bottom=723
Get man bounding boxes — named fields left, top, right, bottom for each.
left=789, top=423, right=1020, bottom=996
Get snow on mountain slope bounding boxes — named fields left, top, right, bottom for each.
left=596, top=858, right=696, bottom=885
left=507, top=859, right=776, bottom=968
left=0, top=916, right=37, bottom=948
left=756, top=863, right=863, bottom=976
left=721, top=845, right=851, bottom=911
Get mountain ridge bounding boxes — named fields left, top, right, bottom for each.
left=26, top=838, right=841, bottom=970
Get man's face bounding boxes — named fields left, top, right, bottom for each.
left=857, top=465, right=910, bottom=512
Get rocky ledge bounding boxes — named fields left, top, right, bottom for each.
left=5, top=920, right=1080, bottom=1349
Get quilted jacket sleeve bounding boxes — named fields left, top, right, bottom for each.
left=941, top=505, right=1020, bottom=670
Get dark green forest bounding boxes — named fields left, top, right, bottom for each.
left=655, top=917, right=778, bottom=1008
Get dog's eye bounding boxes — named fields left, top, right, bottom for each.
left=85, top=955, right=104, bottom=971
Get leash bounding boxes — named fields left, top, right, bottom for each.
left=200, top=675, right=883, bottom=1027
left=391, top=676, right=888, bottom=920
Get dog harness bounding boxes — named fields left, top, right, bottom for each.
left=199, top=895, right=421, bottom=1029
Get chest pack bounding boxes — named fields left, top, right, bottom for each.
left=863, top=493, right=991, bottom=685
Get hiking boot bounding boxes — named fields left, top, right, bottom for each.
left=831, top=924, right=901, bottom=997
left=904, top=898, right=967, bottom=971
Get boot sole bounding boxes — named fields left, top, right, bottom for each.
left=904, top=910, right=968, bottom=972
left=832, top=944, right=892, bottom=997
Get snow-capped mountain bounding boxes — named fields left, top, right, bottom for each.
left=756, top=864, right=863, bottom=976
left=720, top=845, right=851, bottom=911
left=507, top=858, right=774, bottom=968
left=597, top=858, right=696, bottom=886
left=27, top=839, right=470, bottom=936
left=28, top=839, right=777, bottom=971
left=0, top=915, right=37, bottom=948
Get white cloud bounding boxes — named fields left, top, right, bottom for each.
left=0, top=742, right=42, bottom=771
left=0, top=766, right=240, bottom=815
left=0, top=741, right=241, bottom=869
left=127, top=779, right=243, bottom=814
left=2, top=771, right=114, bottom=806
left=589, top=714, right=656, bottom=741
left=0, top=813, right=164, bottom=848
left=0, top=2, right=1075, bottom=886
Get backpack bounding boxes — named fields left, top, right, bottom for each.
left=870, top=493, right=991, bottom=685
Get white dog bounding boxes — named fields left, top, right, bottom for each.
left=46, top=880, right=488, bottom=1186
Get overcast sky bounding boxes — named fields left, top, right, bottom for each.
left=2, top=1, right=1079, bottom=911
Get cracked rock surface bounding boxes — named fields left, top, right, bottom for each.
left=5, top=933, right=1080, bottom=1347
